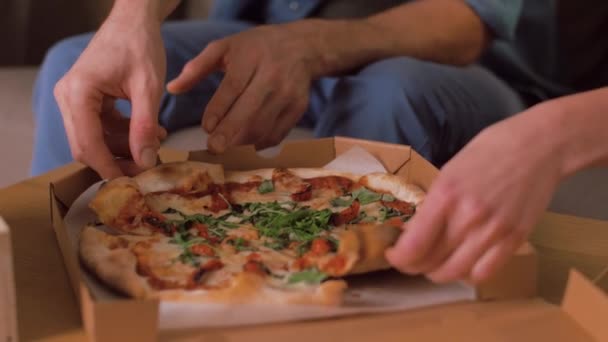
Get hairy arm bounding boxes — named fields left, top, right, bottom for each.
left=307, top=0, right=490, bottom=77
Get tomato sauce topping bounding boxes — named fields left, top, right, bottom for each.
left=190, top=244, right=215, bottom=257
left=331, top=200, right=361, bottom=226
left=382, top=199, right=415, bottom=216
left=293, top=256, right=313, bottom=271
left=246, top=253, right=262, bottom=262
left=194, top=223, right=210, bottom=239
left=243, top=260, right=266, bottom=276
left=310, top=238, right=331, bottom=256
left=114, top=195, right=149, bottom=229
left=291, top=183, right=312, bottom=202
left=321, top=255, right=347, bottom=276
left=208, top=193, right=230, bottom=212
left=201, top=259, right=224, bottom=271
left=385, top=217, right=405, bottom=229
left=305, top=176, right=353, bottom=193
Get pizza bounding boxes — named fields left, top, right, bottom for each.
left=79, top=161, right=425, bottom=305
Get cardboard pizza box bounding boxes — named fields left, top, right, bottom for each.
left=49, top=137, right=541, bottom=341
left=0, top=216, right=18, bottom=342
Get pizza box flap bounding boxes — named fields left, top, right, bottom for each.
left=187, top=138, right=336, bottom=170
left=561, top=269, right=608, bottom=342
left=182, top=137, right=413, bottom=175
left=50, top=182, right=161, bottom=342
left=333, top=136, right=412, bottom=174
left=0, top=217, right=18, bottom=342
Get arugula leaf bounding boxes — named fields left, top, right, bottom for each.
left=327, top=236, right=339, bottom=251
left=178, top=251, right=200, bottom=267
left=352, top=187, right=382, bottom=205
left=381, top=194, right=396, bottom=202
left=296, top=240, right=312, bottom=256
left=263, top=238, right=289, bottom=250
left=350, top=211, right=373, bottom=224
left=230, top=237, right=253, bottom=251
left=258, top=180, right=275, bottom=194
left=379, top=206, right=401, bottom=221
left=330, top=196, right=354, bottom=207
left=241, top=202, right=333, bottom=243
left=288, top=268, right=328, bottom=284
left=169, top=232, right=206, bottom=267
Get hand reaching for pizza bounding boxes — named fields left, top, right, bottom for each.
left=54, top=3, right=168, bottom=179
left=386, top=109, right=564, bottom=284
left=167, top=21, right=324, bottom=153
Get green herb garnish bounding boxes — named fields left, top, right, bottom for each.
left=165, top=210, right=238, bottom=241
left=351, top=211, right=376, bottom=224
left=352, top=187, right=383, bottom=205
left=230, top=237, right=252, bottom=251
left=379, top=206, right=401, bottom=221
left=330, top=196, right=354, bottom=207
left=258, top=180, right=275, bottom=194
left=169, top=232, right=207, bottom=267
left=263, top=239, right=289, bottom=250
left=241, top=202, right=333, bottom=244
left=287, top=268, right=328, bottom=284
left=296, top=240, right=312, bottom=256
left=381, top=194, right=396, bottom=202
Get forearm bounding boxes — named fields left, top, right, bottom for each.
left=525, top=87, right=608, bottom=178
left=300, top=0, right=489, bottom=77
left=108, top=0, right=181, bottom=25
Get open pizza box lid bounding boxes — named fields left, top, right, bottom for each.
left=48, top=137, right=604, bottom=341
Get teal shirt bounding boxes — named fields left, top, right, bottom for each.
left=209, top=0, right=570, bottom=104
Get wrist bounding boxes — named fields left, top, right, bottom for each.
left=110, top=0, right=178, bottom=26
left=522, top=101, right=589, bottom=180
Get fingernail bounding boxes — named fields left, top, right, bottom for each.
left=210, top=134, right=226, bottom=152
left=206, top=116, right=218, bottom=132
left=140, top=147, right=157, bottom=168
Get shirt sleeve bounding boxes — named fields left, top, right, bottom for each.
left=465, top=0, right=524, bottom=41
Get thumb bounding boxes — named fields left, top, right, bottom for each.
left=129, top=88, right=162, bottom=169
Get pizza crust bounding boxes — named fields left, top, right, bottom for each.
left=135, top=161, right=224, bottom=194
left=359, top=173, right=425, bottom=205
left=79, top=226, right=152, bottom=298
left=154, top=273, right=347, bottom=306
left=338, top=224, right=402, bottom=276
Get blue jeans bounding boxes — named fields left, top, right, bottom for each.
left=31, top=20, right=524, bottom=175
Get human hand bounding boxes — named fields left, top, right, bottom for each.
left=167, top=20, right=326, bottom=153
left=54, top=10, right=167, bottom=178
left=387, top=108, right=564, bottom=284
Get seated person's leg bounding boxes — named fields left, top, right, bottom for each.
left=30, top=20, right=251, bottom=176
left=310, top=57, right=525, bottom=166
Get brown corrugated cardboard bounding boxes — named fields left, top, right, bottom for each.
left=562, top=269, right=608, bottom=341
left=0, top=217, right=18, bottom=342
left=0, top=137, right=605, bottom=341
left=49, top=137, right=538, bottom=340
